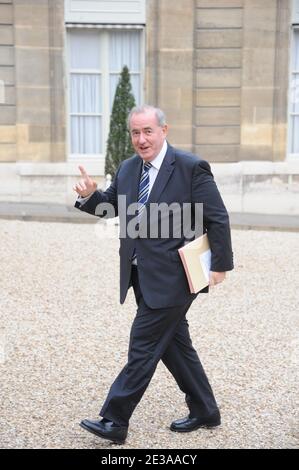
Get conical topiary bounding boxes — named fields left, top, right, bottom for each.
left=105, top=65, right=136, bottom=178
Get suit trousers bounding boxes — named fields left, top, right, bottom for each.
left=99, top=266, right=219, bottom=427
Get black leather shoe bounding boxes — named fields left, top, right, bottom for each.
left=80, top=418, right=128, bottom=444
left=170, top=412, right=221, bottom=433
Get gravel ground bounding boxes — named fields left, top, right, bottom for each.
left=0, top=219, right=298, bottom=449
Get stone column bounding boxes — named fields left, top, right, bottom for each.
left=146, top=0, right=194, bottom=151
left=195, top=0, right=243, bottom=162
left=48, top=0, right=66, bottom=162
left=14, top=0, right=66, bottom=163
left=0, top=0, right=16, bottom=162
left=240, top=0, right=278, bottom=161
left=272, top=0, right=291, bottom=162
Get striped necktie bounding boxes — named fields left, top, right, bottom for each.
left=137, top=161, right=152, bottom=219
left=132, top=161, right=152, bottom=263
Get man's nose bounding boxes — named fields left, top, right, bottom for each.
left=138, top=133, right=146, bottom=144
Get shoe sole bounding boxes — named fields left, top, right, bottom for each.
left=170, top=422, right=220, bottom=433
left=79, top=422, right=126, bottom=445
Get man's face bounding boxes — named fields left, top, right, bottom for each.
left=129, top=110, right=168, bottom=161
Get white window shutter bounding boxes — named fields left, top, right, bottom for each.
left=65, top=0, right=146, bottom=24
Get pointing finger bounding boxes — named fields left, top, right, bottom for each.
left=79, top=165, right=88, bottom=178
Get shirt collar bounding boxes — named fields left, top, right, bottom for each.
left=148, top=140, right=168, bottom=171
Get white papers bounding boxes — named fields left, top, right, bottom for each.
left=178, top=233, right=211, bottom=293
left=199, top=249, right=211, bottom=282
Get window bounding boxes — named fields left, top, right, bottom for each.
left=109, top=31, right=141, bottom=107
left=290, top=28, right=299, bottom=157
left=293, top=0, right=299, bottom=24
left=67, top=28, right=142, bottom=162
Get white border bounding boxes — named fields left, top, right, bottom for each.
left=65, top=0, right=146, bottom=25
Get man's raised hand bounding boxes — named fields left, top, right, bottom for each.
left=73, top=165, right=98, bottom=198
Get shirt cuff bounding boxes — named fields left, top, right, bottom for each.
left=77, top=192, right=94, bottom=205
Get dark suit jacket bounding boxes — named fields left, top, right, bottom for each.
left=75, top=144, right=234, bottom=309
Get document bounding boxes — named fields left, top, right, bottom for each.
left=178, top=233, right=211, bottom=293
left=199, top=249, right=211, bottom=282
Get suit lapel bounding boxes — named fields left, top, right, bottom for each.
left=146, top=144, right=175, bottom=206
left=127, top=155, right=143, bottom=206
left=126, top=144, right=175, bottom=218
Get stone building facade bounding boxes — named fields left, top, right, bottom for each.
left=0, top=0, right=298, bottom=214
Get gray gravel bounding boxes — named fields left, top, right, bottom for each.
left=0, top=219, right=298, bottom=449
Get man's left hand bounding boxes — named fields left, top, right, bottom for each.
left=209, top=271, right=226, bottom=287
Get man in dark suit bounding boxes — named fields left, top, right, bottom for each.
left=73, top=105, right=234, bottom=444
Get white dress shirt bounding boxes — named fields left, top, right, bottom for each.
left=143, top=139, right=168, bottom=196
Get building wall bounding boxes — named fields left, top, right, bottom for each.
left=0, top=0, right=16, bottom=162
left=0, top=0, right=298, bottom=214
left=149, top=0, right=291, bottom=163
left=0, top=0, right=293, bottom=165
left=146, top=0, right=194, bottom=152
left=195, top=0, right=243, bottom=162
left=0, top=0, right=66, bottom=165
left=0, top=0, right=70, bottom=203
left=240, top=0, right=290, bottom=163
left=144, top=0, right=299, bottom=215
left=272, top=0, right=292, bottom=162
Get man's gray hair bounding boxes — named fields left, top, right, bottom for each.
left=127, top=105, right=166, bottom=129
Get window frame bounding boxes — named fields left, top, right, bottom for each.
left=65, top=27, right=144, bottom=168
left=288, top=25, right=299, bottom=160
